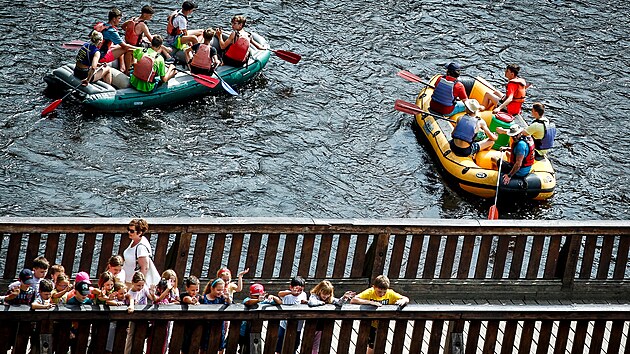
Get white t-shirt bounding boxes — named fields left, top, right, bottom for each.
left=280, top=292, right=308, bottom=330
left=123, top=237, right=152, bottom=283
left=128, top=285, right=151, bottom=305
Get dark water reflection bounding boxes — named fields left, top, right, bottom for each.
left=0, top=0, right=628, bottom=219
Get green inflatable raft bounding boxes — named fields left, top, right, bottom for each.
left=44, top=33, right=271, bottom=112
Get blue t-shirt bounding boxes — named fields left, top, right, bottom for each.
left=99, top=24, right=124, bottom=55
left=513, top=140, right=532, bottom=177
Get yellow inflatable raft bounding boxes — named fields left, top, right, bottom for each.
left=412, top=74, right=556, bottom=200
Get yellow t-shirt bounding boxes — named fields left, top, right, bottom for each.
left=356, top=287, right=403, bottom=305
left=357, top=288, right=404, bottom=328
left=525, top=119, right=549, bottom=155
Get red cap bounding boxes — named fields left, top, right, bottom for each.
left=250, top=283, right=264, bottom=295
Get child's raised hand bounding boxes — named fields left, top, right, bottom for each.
left=238, top=268, right=250, bottom=277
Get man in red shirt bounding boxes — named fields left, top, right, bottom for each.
left=429, top=62, right=468, bottom=116
left=482, top=64, right=529, bottom=116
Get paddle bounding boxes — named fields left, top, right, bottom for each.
left=61, top=40, right=84, bottom=50
left=393, top=99, right=456, bottom=124
left=41, top=66, right=104, bottom=117
left=211, top=71, right=238, bottom=96
left=488, top=152, right=504, bottom=220
left=271, top=49, right=301, bottom=64
left=397, top=70, right=435, bottom=89
left=176, top=69, right=220, bottom=89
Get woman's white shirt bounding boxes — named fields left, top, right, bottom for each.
left=123, top=236, right=152, bottom=283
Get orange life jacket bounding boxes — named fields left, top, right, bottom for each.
left=191, top=43, right=213, bottom=70
left=92, top=22, right=114, bottom=51
left=166, top=11, right=185, bottom=36
left=224, top=32, right=250, bottom=63
left=508, top=77, right=527, bottom=102
left=122, top=17, right=145, bottom=46
left=133, top=50, right=158, bottom=83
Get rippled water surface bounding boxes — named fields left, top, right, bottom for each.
left=0, top=0, right=628, bottom=219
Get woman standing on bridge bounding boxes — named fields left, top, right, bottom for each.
left=122, top=218, right=160, bottom=288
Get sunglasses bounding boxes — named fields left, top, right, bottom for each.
left=127, top=228, right=137, bottom=233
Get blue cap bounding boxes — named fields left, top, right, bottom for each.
left=445, top=62, right=462, bottom=71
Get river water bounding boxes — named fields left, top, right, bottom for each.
left=0, top=0, right=628, bottom=220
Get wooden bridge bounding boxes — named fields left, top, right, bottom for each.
left=0, top=217, right=628, bottom=353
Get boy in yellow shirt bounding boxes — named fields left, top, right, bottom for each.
left=350, top=275, right=409, bottom=354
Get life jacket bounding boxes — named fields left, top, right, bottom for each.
left=191, top=43, right=213, bottom=70
left=505, top=77, right=527, bottom=115
left=166, top=11, right=186, bottom=36
left=508, top=77, right=527, bottom=102
left=431, top=76, right=456, bottom=106
left=452, top=114, right=478, bottom=144
left=224, top=31, right=250, bottom=64
left=533, top=119, right=556, bottom=150
left=122, top=17, right=145, bottom=46
left=92, top=22, right=114, bottom=51
left=510, top=136, right=535, bottom=167
left=76, top=43, right=98, bottom=66
left=133, top=50, right=158, bottom=83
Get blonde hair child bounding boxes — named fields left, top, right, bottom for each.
left=216, top=267, right=249, bottom=302
left=51, top=273, right=72, bottom=304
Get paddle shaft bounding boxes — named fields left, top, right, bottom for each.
left=394, top=100, right=456, bottom=124
left=397, top=70, right=435, bottom=89
left=493, top=153, right=503, bottom=205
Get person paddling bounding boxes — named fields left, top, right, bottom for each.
left=129, top=35, right=177, bottom=93
left=188, top=29, right=221, bottom=76
left=74, top=31, right=112, bottom=86
left=216, top=15, right=266, bottom=67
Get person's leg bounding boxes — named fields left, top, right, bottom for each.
left=482, top=91, right=500, bottom=110
left=477, top=139, right=495, bottom=151
left=180, top=35, right=199, bottom=47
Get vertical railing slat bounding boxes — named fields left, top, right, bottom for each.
left=405, top=235, right=424, bottom=279
left=97, top=233, right=115, bottom=275
left=190, top=233, right=208, bottom=277
left=333, top=234, right=351, bottom=278
left=279, top=234, right=297, bottom=278
left=208, top=233, right=226, bottom=278
left=79, top=233, right=96, bottom=275
left=457, top=235, right=475, bottom=279
left=261, top=233, right=279, bottom=279
left=61, top=233, right=78, bottom=275
left=596, top=236, right=614, bottom=279
left=245, top=233, right=262, bottom=278
left=297, top=234, right=315, bottom=277
left=153, top=232, right=170, bottom=273
left=526, top=236, right=545, bottom=279
left=613, top=235, right=629, bottom=280
left=423, top=235, right=441, bottom=279
left=388, top=234, right=406, bottom=279
left=228, top=233, right=245, bottom=274
left=350, top=234, right=368, bottom=278
left=439, top=235, right=458, bottom=279
left=316, top=234, right=333, bottom=278
left=4, top=233, right=23, bottom=279
left=509, top=235, right=528, bottom=279
left=24, top=233, right=41, bottom=270
left=475, top=235, right=493, bottom=279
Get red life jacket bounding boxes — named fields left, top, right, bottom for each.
left=166, top=11, right=185, bottom=36
left=224, top=32, right=250, bottom=63
left=133, top=50, right=158, bottom=83
left=191, top=43, right=213, bottom=70
left=510, top=136, right=535, bottom=167
left=122, top=17, right=145, bottom=46
left=92, top=22, right=114, bottom=50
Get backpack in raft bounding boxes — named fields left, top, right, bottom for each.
left=134, top=50, right=158, bottom=83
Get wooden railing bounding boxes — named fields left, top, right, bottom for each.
left=1, top=218, right=629, bottom=299
left=1, top=303, right=629, bottom=354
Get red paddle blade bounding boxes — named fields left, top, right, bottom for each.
left=272, top=50, right=301, bottom=64
left=488, top=205, right=499, bottom=220
left=41, top=99, right=63, bottom=117
left=61, top=40, right=84, bottom=50
left=192, top=75, right=219, bottom=88
left=394, top=99, right=423, bottom=116
left=397, top=70, right=423, bottom=83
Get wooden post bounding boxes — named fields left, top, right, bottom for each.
left=250, top=320, right=264, bottom=354
left=370, top=233, right=390, bottom=281
left=173, top=232, right=192, bottom=278
left=445, top=320, right=464, bottom=354
left=561, top=235, right=582, bottom=291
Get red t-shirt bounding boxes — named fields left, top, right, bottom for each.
left=429, top=76, right=468, bottom=114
